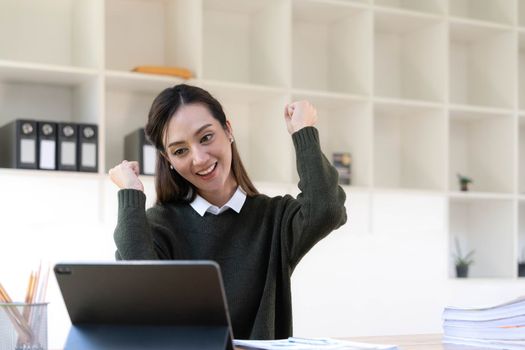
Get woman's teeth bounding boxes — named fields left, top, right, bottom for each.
left=197, top=163, right=216, bottom=175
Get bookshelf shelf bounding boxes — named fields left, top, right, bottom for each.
left=374, top=0, right=446, bottom=15
left=0, top=60, right=99, bottom=85
left=449, top=0, right=516, bottom=25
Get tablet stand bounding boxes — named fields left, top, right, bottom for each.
left=64, top=324, right=234, bottom=350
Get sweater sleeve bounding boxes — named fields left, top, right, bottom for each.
left=113, top=189, right=174, bottom=260
left=283, top=127, right=347, bottom=269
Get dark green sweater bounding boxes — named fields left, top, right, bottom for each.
left=114, top=127, right=347, bottom=340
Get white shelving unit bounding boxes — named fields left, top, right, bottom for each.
left=0, top=0, right=524, bottom=284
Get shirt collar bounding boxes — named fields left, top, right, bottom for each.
left=190, top=187, right=246, bottom=217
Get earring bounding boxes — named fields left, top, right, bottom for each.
left=170, top=165, right=174, bottom=170
left=230, top=137, right=234, bottom=144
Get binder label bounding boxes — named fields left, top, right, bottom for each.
left=61, top=142, right=76, bottom=166
left=39, top=140, right=56, bottom=170
left=143, top=144, right=156, bottom=175
left=81, top=143, right=96, bottom=168
left=20, top=139, right=36, bottom=164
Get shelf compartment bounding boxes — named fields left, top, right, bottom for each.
left=292, top=0, right=372, bottom=95
left=104, top=89, right=158, bottom=172
left=0, top=60, right=98, bottom=85
left=520, top=116, right=525, bottom=193
left=373, top=102, right=447, bottom=190
left=0, top=0, right=102, bottom=68
left=202, top=0, right=289, bottom=87
left=291, top=93, right=372, bottom=187
left=199, top=82, right=292, bottom=183
left=449, top=108, right=515, bottom=193
left=374, top=0, right=446, bottom=15
left=449, top=21, right=515, bottom=109
left=449, top=0, right=516, bottom=25
left=0, top=77, right=101, bottom=131
left=374, top=10, right=446, bottom=102
left=105, top=0, right=200, bottom=76
left=449, top=197, right=515, bottom=278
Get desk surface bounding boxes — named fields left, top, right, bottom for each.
left=346, top=334, right=489, bottom=350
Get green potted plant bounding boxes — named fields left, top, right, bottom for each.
left=457, top=173, right=473, bottom=192
left=453, top=237, right=474, bottom=278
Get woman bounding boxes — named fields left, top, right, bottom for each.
left=109, top=84, right=347, bottom=340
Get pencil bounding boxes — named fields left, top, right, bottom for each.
left=22, top=272, right=36, bottom=321
left=0, top=283, right=33, bottom=343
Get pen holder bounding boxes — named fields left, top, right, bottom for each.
left=0, top=302, right=48, bottom=350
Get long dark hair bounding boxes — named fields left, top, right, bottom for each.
left=145, top=84, right=258, bottom=205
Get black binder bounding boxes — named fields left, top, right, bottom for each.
left=37, top=121, right=57, bottom=170
left=124, top=128, right=156, bottom=175
left=54, top=261, right=234, bottom=350
left=57, top=123, right=78, bottom=171
left=0, top=119, right=38, bottom=169
left=77, top=124, right=98, bottom=172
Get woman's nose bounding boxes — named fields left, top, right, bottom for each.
left=192, top=146, right=209, bottom=166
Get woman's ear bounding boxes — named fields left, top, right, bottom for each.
left=225, top=120, right=234, bottom=141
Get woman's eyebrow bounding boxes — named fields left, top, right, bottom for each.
left=167, top=123, right=212, bottom=148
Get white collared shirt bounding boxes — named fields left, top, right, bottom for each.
left=190, top=187, right=247, bottom=217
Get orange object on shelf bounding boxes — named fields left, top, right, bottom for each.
left=132, top=66, right=193, bottom=79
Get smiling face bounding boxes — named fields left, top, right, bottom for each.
left=163, top=103, right=237, bottom=205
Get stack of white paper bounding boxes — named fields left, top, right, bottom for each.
left=442, top=296, right=525, bottom=349
left=233, top=337, right=398, bottom=350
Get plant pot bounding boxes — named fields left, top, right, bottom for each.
left=456, top=265, right=468, bottom=278
left=519, top=263, right=525, bottom=277
left=460, top=182, right=469, bottom=192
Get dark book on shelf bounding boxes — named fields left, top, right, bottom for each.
left=332, top=152, right=352, bottom=185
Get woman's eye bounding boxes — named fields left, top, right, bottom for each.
left=201, top=133, right=213, bottom=143
left=173, top=148, right=187, bottom=156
